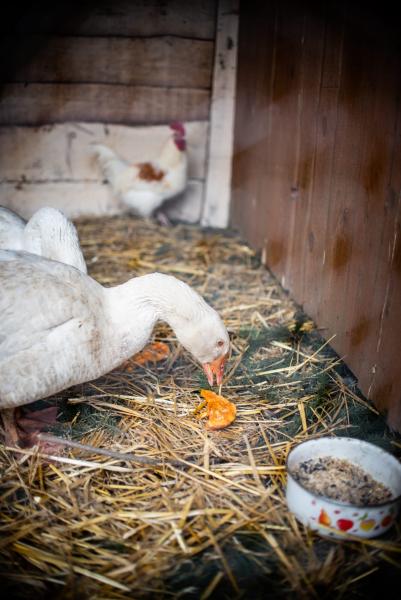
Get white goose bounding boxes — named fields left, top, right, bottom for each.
left=0, top=206, right=87, bottom=273
left=0, top=250, right=229, bottom=446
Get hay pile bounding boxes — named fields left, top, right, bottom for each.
left=0, top=216, right=400, bottom=599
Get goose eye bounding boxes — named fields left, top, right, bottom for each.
left=217, top=340, right=224, bottom=348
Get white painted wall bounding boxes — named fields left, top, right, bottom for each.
left=0, top=121, right=208, bottom=222
left=202, top=0, right=239, bottom=228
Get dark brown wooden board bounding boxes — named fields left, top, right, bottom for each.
left=3, top=0, right=217, bottom=39
left=0, top=36, right=213, bottom=89
left=232, top=0, right=401, bottom=430
left=0, top=84, right=210, bottom=126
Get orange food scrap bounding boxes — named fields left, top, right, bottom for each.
left=133, top=341, right=170, bottom=365
left=198, top=389, right=236, bottom=431
left=121, top=342, right=170, bottom=371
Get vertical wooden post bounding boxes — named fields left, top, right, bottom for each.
left=202, top=0, right=239, bottom=228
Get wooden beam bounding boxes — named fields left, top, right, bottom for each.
left=3, top=0, right=217, bottom=40
left=0, top=83, right=210, bottom=126
left=0, top=36, right=214, bottom=89
left=202, top=0, right=239, bottom=228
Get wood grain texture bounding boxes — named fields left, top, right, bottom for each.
left=231, top=0, right=276, bottom=249
left=0, top=36, right=213, bottom=89
left=232, top=0, right=401, bottom=430
left=0, top=84, right=210, bottom=126
left=4, top=0, right=217, bottom=39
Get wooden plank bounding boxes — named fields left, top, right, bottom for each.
left=0, top=180, right=204, bottom=223
left=258, top=0, right=306, bottom=285
left=373, top=199, right=401, bottom=430
left=0, top=84, right=210, bottom=126
left=301, top=14, right=344, bottom=325
left=0, top=121, right=208, bottom=181
left=202, top=0, right=239, bottom=228
left=4, top=0, right=217, bottom=40
left=339, top=34, right=400, bottom=395
left=353, top=62, right=401, bottom=429
left=317, top=12, right=376, bottom=361
left=0, top=36, right=213, bottom=89
left=298, top=7, right=401, bottom=432
left=231, top=0, right=277, bottom=248
left=232, top=0, right=401, bottom=429
left=282, top=10, right=326, bottom=298
left=306, top=4, right=401, bottom=415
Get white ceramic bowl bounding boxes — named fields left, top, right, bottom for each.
left=286, top=437, right=401, bottom=539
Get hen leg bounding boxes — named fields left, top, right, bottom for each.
left=155, top=210, right=172, bottom=227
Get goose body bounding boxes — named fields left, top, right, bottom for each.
left=0, top=251, right=229, bottom=425
left=0, top=206, right=25, bottom=249
left=0, top=206, right=87, bottom=273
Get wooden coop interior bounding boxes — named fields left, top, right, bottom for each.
left=1, top=2, right=401, bottom=598
left=1, top=0, right=400, bottom=431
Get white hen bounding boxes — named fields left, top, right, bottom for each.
left=92, top=122, right=188, bottom=218
left=0, top=206, right=87, bottom=273
left=0, top=250, right=229, bottom=446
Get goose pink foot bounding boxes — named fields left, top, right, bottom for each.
left=2, top=406, right=58, bottom=449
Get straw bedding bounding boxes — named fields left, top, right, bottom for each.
left=0, top=215, right=400, bottom=599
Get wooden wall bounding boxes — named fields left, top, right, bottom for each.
left=0, top=0, right=218, bottom=222
left=0, top=1, right=214, bottom=125
left=232, top=0, right=401, bottom=430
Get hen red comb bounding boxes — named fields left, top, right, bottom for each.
left=170, top=121, right=185, bottom=137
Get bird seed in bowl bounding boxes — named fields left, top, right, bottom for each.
left=292, top=456, right=393, bottom=505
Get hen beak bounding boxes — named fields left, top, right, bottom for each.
left=202, top=355, right=227, bottom=387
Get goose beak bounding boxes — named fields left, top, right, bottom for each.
left=202, top=355, right=227, bottom=386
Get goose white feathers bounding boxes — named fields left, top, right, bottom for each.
left=0, top=250, right=229, bottom=445
left=0, top=206, right=87, bottom=273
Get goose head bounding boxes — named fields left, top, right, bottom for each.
left=167, top=300, right=230, bottom=386
left=114, top=272, right=230, bottom=386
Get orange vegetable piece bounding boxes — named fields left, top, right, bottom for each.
left=133, top=341, right=170, bottom=365
left=199, top=389, right=236, bottom=431
left=121, top=342, right=170, bottom=371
